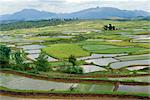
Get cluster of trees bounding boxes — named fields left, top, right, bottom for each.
left=0, top=45, right=83, bottom=74
left=0, top=18, right=78, bottom=31
left=0, top=45, right=27, bottom=70
left=0, top=45, right=49, bottom=73
left=103, top=24, right=117, bottom=30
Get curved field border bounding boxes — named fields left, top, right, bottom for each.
left=0, top=90, right=150, bottom=100
left=1, top=70, right=150, bottom=85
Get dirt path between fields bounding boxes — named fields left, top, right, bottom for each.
left=0, top=91, right=149, bottom=100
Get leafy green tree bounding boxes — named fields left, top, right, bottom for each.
left=64, top=66, right=83, bottom=74
left=34, top=52, right=49, bottom=72
left=74, top=34, right=87, bottom=41
left=13, top=50, right=24, bottom=65
left=68, top=55, right=77, bottom=66
left=0, top=45, right=11, bottom=65
left=12, top=50, right=26, bottom=70
left=66, top=55, right=83, bottom=74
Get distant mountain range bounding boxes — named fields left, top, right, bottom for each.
left=0, top=7, right=150, bottom=21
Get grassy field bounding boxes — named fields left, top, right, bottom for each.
left=82, top=44, right=119, bottom=51
left=82, top=44, right=145, bottom=54
left=42, top=44, right=90, bottom=59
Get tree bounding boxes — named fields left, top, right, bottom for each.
left=34, top=52, right=49, bottom=72
left=64, top=66, right=83, bottom=74
left=108, top=24, right=113, bottom=30
left=103, top=25, right=108, bottom=30
left=12, top=50, right=26, bottom=70
left=74, top=34, right=87, bottom=41
left=103, top=24, right=116, bottom=31
left=13, top=50, right=24, bottom=65
left=0, top=45, right=11, bottom=65
left=67, top=55, right=83, bottom=74
left=68, top=55, right=77, bottom=66
left=112, top=26, right=115, bottom=30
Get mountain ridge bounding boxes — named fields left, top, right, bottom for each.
left=0, top=7, right=150, bottom=21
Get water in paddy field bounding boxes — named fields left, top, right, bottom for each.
left=85, top=58, right=118, bottom=66
left=0, top=73, right=114, bottom=92
left=17, top=44, right=58, bottom=61
left=80, top=65, right=106, bottom=73
left=0, top=73, right=149, bottom=94
left=110, top=59, right=150, bottom=69
left=27, top=53, right=57, bottom=61
left=117, top=85, right=150, bottom=94
left=25, top=49, right=41, bottom=54
left=0, top=73, right=74, bottom=91
left=17, top=44, right=45, bottom=50
left=78, top=53, right=127, bottom=60
left=126, top=66, right=150, bottom=71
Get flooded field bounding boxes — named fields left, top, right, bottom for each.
left=80, top=65, right=107, bottom=73
left=0, top=73, right=149, bottom=95
left=78, top=53, right=126, bottom=60
left=110, top=59, right=150, bottom=69
left=85, top=58, right=118, bottom=66
left=126, top=66, right=150, bottom=71
left=118, top=85, right=150, bottom=94
left=0, top=73, right=114, bottom=92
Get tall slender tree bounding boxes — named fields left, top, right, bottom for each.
left=0, top=45, right=11, bottom=65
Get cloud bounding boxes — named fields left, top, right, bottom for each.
left=0, top=0, right=149, bottom=15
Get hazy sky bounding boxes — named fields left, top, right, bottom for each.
left=0, top=0, right=149, bottom=15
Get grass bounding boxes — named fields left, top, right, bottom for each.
left=76, top=83, right=114, bottom=92
left=136, top=31, right=150, bottom=35
left=82, top=44, right=119, bottom=51
left=42, top=44, right=90, bottom=59
left=48, top=61, right=72, bottom=67
left=106, top=41, right=135, bottom=47
left=97, top=34, right=130, bottom=41
left=108, top=76, right=150, bottom=83
left=76, top=41, right=108, bottom=46
left=83, top=45, right=145, bottom=54
left=131, top=49, right=150, bottom=55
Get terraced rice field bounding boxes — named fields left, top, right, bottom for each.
left=0, top=20, right=150, bottom=98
